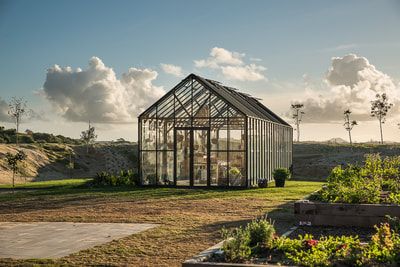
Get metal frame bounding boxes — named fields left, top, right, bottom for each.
left=174, top=127, right=210, bottom=187
left=138, top=74, right=293, bottom=188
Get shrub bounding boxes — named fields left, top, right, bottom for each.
left=91, top=169, right=138, bottom=187
left=221, top=218, right=275, bottom=262
left=273, top=168, right=290, bottom=187
left=221, top=226, right=252, bottom=262
left=246, top=218, right=275, bottom=249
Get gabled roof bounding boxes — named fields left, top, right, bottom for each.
left=139, top=73, right=291, bottom=127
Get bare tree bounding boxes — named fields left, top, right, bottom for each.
left=370, top=93, right=393, bottom=144
left=343, top=109, right=357, bottom=145
left=8, top=97, right=28, bottom=145
left=291, top=103, right=305, bottom=142
left=5, top=150, right=27, bottom=193
left=80, top=121, right=97, bottom=153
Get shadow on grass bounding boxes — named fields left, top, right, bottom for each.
left=0, top=181, right=320, bottom=216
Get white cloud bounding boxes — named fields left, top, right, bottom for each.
left=194, top=47, right=266, bottom=81
left=296, top=54, right=399, bottom=123
left=221, top=64, right=267, bottom=82
left=250, top=57, right=262, bottom=62
left=194, top=47, right=244, bottom=68
left=42, top=57, right=165, bottom=123
left=160, top=63, right=184, bottom=77
left=0, top=98, right=12, bottom=123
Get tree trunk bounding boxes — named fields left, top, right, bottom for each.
left=296, top=119, right=300, bottom=143
left=12, top=170, right=15, bottom=194
left=379, top=119, right=383, bottom=144
left=348, top=130, right=352, bottom=146
left=16, top=117, right=19, bottom=146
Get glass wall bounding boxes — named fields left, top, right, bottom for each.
left=247, top=118, right=292, bottom=186
left=139, top=75, right=292, bottom=187
left=139, top=77, right=247, bottom=187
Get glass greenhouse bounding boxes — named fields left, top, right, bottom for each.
left=138, top=74, right=292, bottom=188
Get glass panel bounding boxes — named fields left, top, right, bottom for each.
left=211, top=119, right=228, bottom=150
left=193, top=129, right=208, bottom=186
left=142, top=119, right=156, bottom=150
left=157, top=151, right=174, bottom=185
left=141, top=152, right=156, bottom=185
left=229, top=118, right=245, bottom=150
left=229, top=152, right=246, bottom=186
left=176, top=129, right=190, bottom=186
left=175, top=118, right=191, bottom=127
left=193, top=118, right=209, bottom=127
left=210, top=151, right=227, bottom=186
left=157, top=120, right=174, bottom=150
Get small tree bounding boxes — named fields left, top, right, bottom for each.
left=80, top=121, right=97, bottom=153
left=66, top=151, right=74, bottom=179
left=370, top=93, right=393, bottom=144
left=8, top=97, right=28, bottom=145
left=5, top=150, right=27, bottom=192
left=343, top=109, right=357, bottom=145
left=291, top=103, right=305, bottom=142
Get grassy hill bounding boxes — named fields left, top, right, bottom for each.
left=0, top=142, right=137, bottom=184
left=293, top=142, right=400, bottom=180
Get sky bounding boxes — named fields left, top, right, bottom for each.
left=0, top=0, right=400, bottom=142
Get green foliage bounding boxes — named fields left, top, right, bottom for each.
left=273, top=168, right=291, bottom=181
left=221, top=226, right=252, bottom=262
left=274, top=234, right=362, bottom=266
left=5, top=150, right=27, bottom=171
left=360, top=223, right=400, bottom=265
left=221, top=218, right=400, bottom=266
left=221, top=218, right=275, bottom=262
left=229, top=167, right=242, bottom=178
left=317, top=154, right=400, bottom=204
left=246, top=218, right=275, bottom=249
left=91, top=169, right=138, bottom=187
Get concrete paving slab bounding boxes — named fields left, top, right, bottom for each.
left=0, top=222, right=156, bottom=259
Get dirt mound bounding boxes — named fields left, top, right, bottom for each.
left=0, top=143, right=137, bottom=184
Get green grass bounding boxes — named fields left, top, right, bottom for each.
left=0, top=179, right=323, bottom=203
left=0, top=179, right=90, bottom=189
left=0, top=179, right=323, bottom=266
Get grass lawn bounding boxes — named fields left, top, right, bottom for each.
left=0, top=180, right=322, bottom=266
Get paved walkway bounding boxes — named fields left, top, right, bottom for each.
left=0, top=222, right=156, bottom=259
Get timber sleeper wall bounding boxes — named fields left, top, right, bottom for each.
left=294, top=200, right=400, bottom=227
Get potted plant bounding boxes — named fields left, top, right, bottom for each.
left=258, top=178, right=268, bottom=188
left=272, top=168, right=290, bottom=187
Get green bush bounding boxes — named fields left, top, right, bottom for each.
left=90, top=169, right=138, bottom=187
left=221, top=226, right=252, bottom=262
left=316, top=154, right=400, bottom=204
left=221, top=218, right=275, bottom=262
left=247, top=218, right=275, bottom=249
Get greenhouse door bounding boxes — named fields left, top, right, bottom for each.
left=175, top=127, right=210, bottom=186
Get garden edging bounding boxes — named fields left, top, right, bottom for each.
left=294, top=200, right=400, bottom=227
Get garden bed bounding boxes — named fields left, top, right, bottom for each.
left=183, top=218, right=400, bottom=267
left=294, top=200, right=400, bottom=227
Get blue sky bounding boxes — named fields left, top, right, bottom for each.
left=1, top=0, right=400, bottom=141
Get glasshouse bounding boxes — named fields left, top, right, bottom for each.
left=138, top=74, right=292, bottom=188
